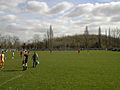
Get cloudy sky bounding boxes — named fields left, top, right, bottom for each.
left=0, top=0, right=120, bottom=41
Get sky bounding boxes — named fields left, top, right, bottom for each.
left=0, top=0, right=120, bottom=41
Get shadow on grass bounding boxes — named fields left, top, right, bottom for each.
left=1, top=66, right=35, bottom=72
left=17, top=66, right=34, bottom=68
left=2, top=69, right=23, bottom=72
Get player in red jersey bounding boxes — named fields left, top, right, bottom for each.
left=78, top=49, right=80, bottom=54
left=28, top=50, right=30, bottom=56
left=20, top=50, right=23, bottom=58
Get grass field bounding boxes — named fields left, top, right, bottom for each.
left=0, top=50, right=120, bottom=90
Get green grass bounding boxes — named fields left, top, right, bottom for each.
left=0, top=50, right=120, bottom=90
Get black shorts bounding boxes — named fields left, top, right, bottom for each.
left=22, top=59, right=28, bottom=64
left=33, top=59, right=37, bottom=61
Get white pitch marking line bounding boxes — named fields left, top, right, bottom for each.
left=0, top=74, right=23, bottom=87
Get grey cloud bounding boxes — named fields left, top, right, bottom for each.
left=0, top=0, right=26, bottom=10
left=26, top=1, right=48, bottom=13
left=111, top=16, right=120, bottom=22
left=0, top=15, right=17, bottom=22
left=92, top=2, right=120, bottom=17
left=47, top=2, right=73, bottom=15
left=26, top=1, right=73, bottom=16
left=64, top=2, right=120, bottom=19
left=64, top=3, right=93, bottom=18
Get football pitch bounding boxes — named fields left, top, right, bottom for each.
left=0, top=50, right=120, bottom=90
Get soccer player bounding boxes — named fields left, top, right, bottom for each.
left=28, top=50, right=30, bottom=56
left=49, top=49, right=52, bottom=53
left=22, top=50, right=29, bottom=71
left=78, top=49, right=80, bottom=54
left=0, top=51, right=5, bottom=69
left=12, top=50, right=15, bottom=60
left=20, top=50, right=23, bottom=58
left=32, top=52, right=38, bottom=68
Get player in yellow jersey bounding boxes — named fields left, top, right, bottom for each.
left=0, top=51, right=5, bottom=69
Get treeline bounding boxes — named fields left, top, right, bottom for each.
left=0, top=34, right=20, bottom=49
left=25, top=26, right=120, bottom=49
left=52, top=34, right=120, bottom=49
left=0, top=26, right=120, bottom=49
left=25, top=34, right=120, bottom=49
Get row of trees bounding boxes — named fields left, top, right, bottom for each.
left=25, top=26, right=120, bottom=49
left=0, top=34, right=20, bottom=49
left=0, top=25, right=120, bottom=49
left=83, top=26, right=120, bottom=48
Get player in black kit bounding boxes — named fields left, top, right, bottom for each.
left=22, top=50, right=29, bottom=71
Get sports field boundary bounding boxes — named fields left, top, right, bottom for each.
left=0, top=74, right=23, bottom=87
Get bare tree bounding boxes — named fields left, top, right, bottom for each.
left=33, top=34, right=40, bottom=49
left=111, top=28, right=120, bottom=47
left=105, top=29, right=108, bottom=48
left=84, top=26, right=89, bottom=48
left=98, top=27, right=101, bottom=48
left=12, top=36, right=20, bottom=49
left=0, top=34, right=20, bottom=49
left=47, top=25, right=54, bottom=49
left=43, top=34, right=48, bottom=48
left=108, top=28, right=111, bottom=48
